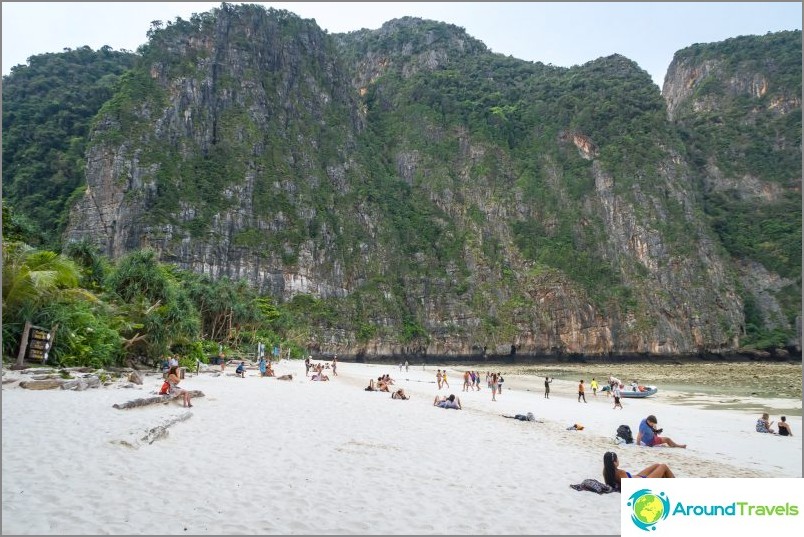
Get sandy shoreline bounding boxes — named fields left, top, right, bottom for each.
left=2, top=361, right=801, bottom=535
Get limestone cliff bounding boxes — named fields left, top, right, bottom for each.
left=61, top=5, right=800, bottom=358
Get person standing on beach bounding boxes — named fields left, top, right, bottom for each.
left=591, top=378, right=598, bottom=397
left=613, top=383, right=623, bottom=409
left=259, top=357, right=267, bottom=377
left=442, top=370, right=450, bottom=389
left=305, top=356, right=311, bottom=376
left=544, top=377, right=552, bottom=399
left=436, top=369, right=443, bottom=389
left=405, top=360, right=409, bottom=372
left=578, top=380, right=587, bottom=403
left=332, top=357, right=338, bottom=376
left=607, top=376, right=620, bottom=397
left=463, top=371, right=471, bottom=392
left=490, top=373, right=499, bottom=401
left=497, top=373, right=504, bottom=395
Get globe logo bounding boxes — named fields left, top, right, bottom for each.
left=627, top=489, right=670, bottom=531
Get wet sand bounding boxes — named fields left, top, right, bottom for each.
left=451, top=361, right=803, bottom=416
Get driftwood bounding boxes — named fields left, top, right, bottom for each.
left=60, top=376, right=101, bottom=391
left=112, top=390, right=205, bottom=410
left=141, top=412, right=193, bottom=444
left=19, top=379, right=64, bottom=390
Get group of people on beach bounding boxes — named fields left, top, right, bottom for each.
left=756, top=413, right=794, bottom=436
left=305, top=356, right=337, bottom=381
left=364, top=374, right=409, bottom=399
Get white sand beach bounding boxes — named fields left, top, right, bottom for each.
left=2, top=360, right=801, bottom=535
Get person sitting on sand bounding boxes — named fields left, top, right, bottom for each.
left=756, top=413, right=776, bottom=434
left=602, top=451, right=674, bottom=491
left=777, top=416, right=793, bottom=436
left=391, top=388, right=410, bottom=400
left=310, top=372, right=330, bottom=381
left=636, top=415, right=686, bottom=448
left=166, top=366, right=192, bottom=408
left=235, top=362, right=246, bottom=378
left=433, top=394, right=462, bottom=410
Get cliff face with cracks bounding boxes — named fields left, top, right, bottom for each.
left=64, top=5, right=800, bottom=358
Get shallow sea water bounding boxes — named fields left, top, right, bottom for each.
left=448, top=360, right=803, bottom=417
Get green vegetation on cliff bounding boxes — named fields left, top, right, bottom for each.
left=2, top=6, right=800, bottom=357
left=2, top=46, right=136, bottom=247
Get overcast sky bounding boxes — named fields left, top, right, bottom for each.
left=2, top=2, right=801, bottom=87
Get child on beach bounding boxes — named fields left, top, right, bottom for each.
left=442, top=370, right=449, bottom=389
left=235, top=362, right=246, bottom=378
left=612, top=384, right=623, bottom=409
left=602, top=451, right=674, bottom=491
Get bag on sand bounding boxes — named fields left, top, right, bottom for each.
left=616, top=424, right=633, bottom=444
left=159, top=381, right=170, bottom=395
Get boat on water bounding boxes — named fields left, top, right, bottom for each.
left=602, top=384, right=658, bottom=398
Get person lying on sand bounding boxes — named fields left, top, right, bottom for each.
left=310, top=372, right=330, bottom=381
left=433, top=394, right=461, bottom=409
left=636, top=414, right=686, bottom=448
left=503, top=412, right=535, bottom=422
left=391, top=388, right=409, bottom=400
left=365, top=379, right=378, bottom=391
left=602, top=451, right=674, bottom=491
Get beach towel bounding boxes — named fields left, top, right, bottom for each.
left=570, top=479, right=616, bottom=494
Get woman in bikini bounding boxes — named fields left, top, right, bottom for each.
left=602, top=451, right=674, bottom=491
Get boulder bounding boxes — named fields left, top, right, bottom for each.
left=128, top=371, right=144, bottom=385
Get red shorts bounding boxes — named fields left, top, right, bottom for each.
left=651, top=436, right=663, bottom=446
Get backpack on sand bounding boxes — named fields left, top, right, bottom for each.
left=616, top=424, right=633, bottom=444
